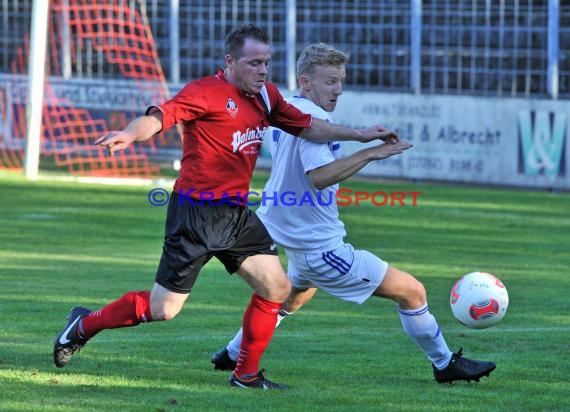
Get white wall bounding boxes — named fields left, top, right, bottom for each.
left=331, top=91, right=569, bottom=190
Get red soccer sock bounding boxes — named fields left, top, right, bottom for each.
left=80, top=290, right=153, bottom=339
left=233, top=293, right=281, bottom=378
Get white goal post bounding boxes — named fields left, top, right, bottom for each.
left=24, top=0, right=50, bottom=180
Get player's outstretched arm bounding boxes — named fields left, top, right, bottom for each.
left=299, top=117, right=399, bottom=144
left=308, top=140, right=413, bottom=190
left=94, top=113, right=163, bottom=155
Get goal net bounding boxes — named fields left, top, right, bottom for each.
left=0, top=0, right=179, bottom=177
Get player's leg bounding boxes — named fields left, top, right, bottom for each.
left=237, top=253, right=291, bottom=301
left=220, top=243, right=382, bottom=365
left=232, top=253, right=290, bottom=382
left=53, top=190, right=205, bottom=368
left=372, top=266, right=452, bottom=368
left=283, top=286, right=318, bottom=313
left=294, top=243, right=495, bottom=382
left=274, top=286, right=317, bottom=328
left=213, top=207, right=292, bottom=389
left=214, top=249, right=318, bottom=371
left=53, top=243, right=203, bottom=368
left=373, top=265, right=496, bottom=383
left=216, top=286, right=317, bottom=370
left=82, top=283, right=190, bottom=335
left=53, top=284, right=190, bottom=368
left=278, top=248, right=322, bottom=315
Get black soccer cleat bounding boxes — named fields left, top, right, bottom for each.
left=229, top=369, right=287, bottom=390
left=433, top=348, right=496, bottom=383
left=53, top=306, right=92, bottom=368
left=211, top=347, right=237, bottom=371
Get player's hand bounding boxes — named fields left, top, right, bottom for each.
left=359, top=125, right=399, bottom=144
left=94, top=131, right=137, bottom=155
left=367, top=140, right=413, bottom=161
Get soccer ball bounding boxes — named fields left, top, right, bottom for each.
left=450, top=272, right=509, bottom=329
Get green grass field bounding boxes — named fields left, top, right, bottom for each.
left=1, top=170, right=569, bottom=411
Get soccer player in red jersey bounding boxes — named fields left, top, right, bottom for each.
left=53, top=24, right=398, bottom=389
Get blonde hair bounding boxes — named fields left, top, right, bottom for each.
left=296, top=43, right=349, bottom=82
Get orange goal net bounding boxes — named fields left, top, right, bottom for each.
left=0, top=0, right=179, bottom=177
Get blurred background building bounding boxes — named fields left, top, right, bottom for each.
left=0, top=1, right=568, bottom=189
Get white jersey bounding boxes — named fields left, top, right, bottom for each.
left=257, top=96, right=346, bottom=252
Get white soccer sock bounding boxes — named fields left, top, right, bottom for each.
left=226, top=309, right=292, bottom=361
left=226, top=328, right=243, bottom=361
left=399, top=304, right=452, bottom=370
left=275, top=308, right=292, bottom=327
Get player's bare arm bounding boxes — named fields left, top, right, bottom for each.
left=300, top=117, right=399, bottom=144
left=94, top=112, right=163, bottom=155
left=308, top=140, right=413, bottom=190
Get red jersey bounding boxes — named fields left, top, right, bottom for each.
left=149, top=69, right=312, bottom=200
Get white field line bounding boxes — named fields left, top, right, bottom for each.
left=86, top=325, right=570, bottom=344
left=37, top=174, right=175, bottom=187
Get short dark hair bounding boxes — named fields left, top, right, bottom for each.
left=225, top=24, right=270, bottom=58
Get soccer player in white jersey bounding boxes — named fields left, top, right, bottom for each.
left=212, top=43, right=496, bottom=384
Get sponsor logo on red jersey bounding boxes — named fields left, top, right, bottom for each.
left=232, top=126, right=267, bottom=154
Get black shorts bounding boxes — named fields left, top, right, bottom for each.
left=155, top=191, right=278, bottom=293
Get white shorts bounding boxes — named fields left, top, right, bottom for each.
left=284, top=243, right=389, bottom=304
